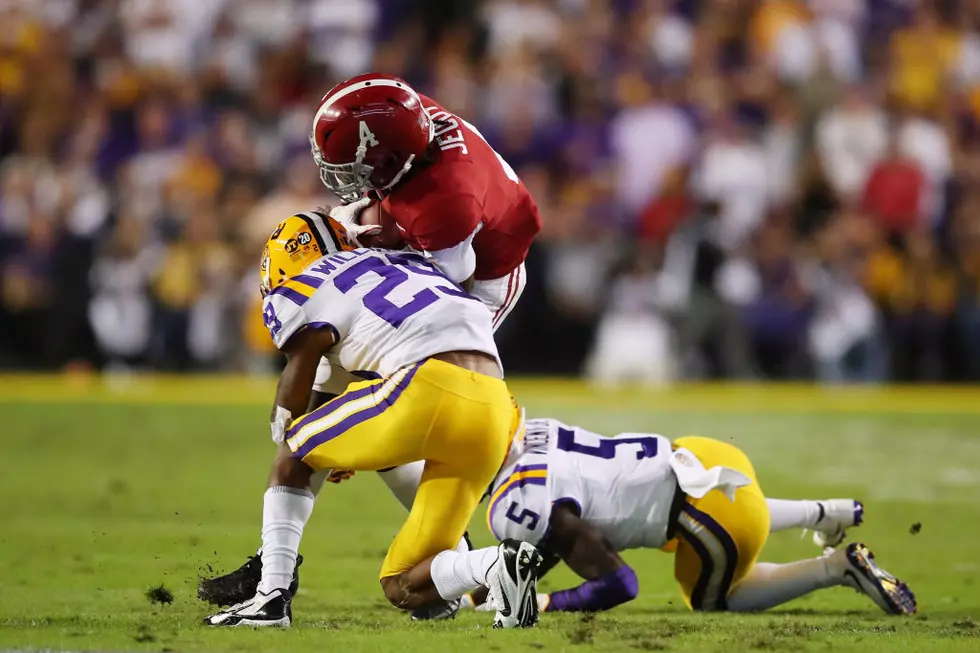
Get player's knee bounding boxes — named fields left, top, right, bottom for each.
left=269, top=447, right=314, bottom=489
left=379, top=574, right=409, bottom=608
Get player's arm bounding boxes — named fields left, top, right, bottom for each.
left=270, top=326, right=337, bottom=442
left=414, top=194, right=482, bottom=288
left=427, top=236, right=478, bottom=290
left=537, top=503, right=639, bottom=613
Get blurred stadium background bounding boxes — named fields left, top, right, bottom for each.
left=3, top=0, right=980, bottom=385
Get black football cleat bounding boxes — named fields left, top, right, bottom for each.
left=198, top=551, right=302, bottom=606
left=204, top=588, right=292, bottom=628
left=410, top=597, right=461, bottom=621
left=842, top=543, right=917, bottom=615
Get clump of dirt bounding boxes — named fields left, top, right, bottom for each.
left=146, top=584, right=174, bottom=605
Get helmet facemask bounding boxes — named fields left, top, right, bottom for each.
left=310, top=133, right=374, bottom=205
left=310, top=133, right=418, bottom=205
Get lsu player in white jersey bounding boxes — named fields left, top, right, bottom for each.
left=205, top=212, right=544, bottom=629
left=479, top=418, right=916, bottom=616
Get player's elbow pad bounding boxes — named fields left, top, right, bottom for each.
left=582, top=565, right=639, bottom=611
left=604, top=565, right=640, bottom=605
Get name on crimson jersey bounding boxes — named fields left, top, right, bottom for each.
left=262, top=248, right=500, bottom=377
left=487, top=419, right=678, bottom=552
left=380, top=96, right=542, bottom=281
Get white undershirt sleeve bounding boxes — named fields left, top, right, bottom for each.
left=426, top=223, right=482, bottom=283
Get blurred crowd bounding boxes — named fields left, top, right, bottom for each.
left=2, top=0, right=980, bottom=384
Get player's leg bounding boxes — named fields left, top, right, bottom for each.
left=671, top=437, right=914, bottom=615
left=766, top=498, right=864, bottom=547
left=198, top=373, right=348, bottom=607
left=375, top=459, right=474, bottom=620
left=470, top=263, right=527, bottom=332
left=372, top=362, right=542, bottom=627
left=725, top=543, right=916, bottom=614
left=377, top=458, right=500, bottom=608
left=205, top=368, right=435, bottom=627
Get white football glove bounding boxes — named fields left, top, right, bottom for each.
left=328, top=197, right=381, bottom=246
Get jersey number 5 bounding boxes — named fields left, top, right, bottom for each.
left=505, top=502, right=540, bottom=531
left=556, top=427, right=658, bottom=460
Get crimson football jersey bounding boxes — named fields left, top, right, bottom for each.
left=380, top=96, right=542, bottom=281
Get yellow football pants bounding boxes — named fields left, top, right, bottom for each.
left=671, top=436, right=770, bottom=611
left=284, top=358, right=519, bottom=578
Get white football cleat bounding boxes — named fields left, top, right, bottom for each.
left=812, top=499, right=864, bottom=548
left=841, top=543, right=917, bottom=615
left=487, top=539, right=543, bottom=628
left=203, top=588, right=292, bottom=628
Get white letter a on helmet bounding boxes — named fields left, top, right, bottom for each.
left=359, top=121, right=379, bottom=149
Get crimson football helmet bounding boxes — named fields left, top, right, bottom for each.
left=310, top=73, right=435, bottom=204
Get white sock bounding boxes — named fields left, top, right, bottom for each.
left=379, top=462, right=470, bottom=556
left=378, top=462, right=425, bottom=511
left=767, top=499, right=824, bottom=532
left=726, top=552, right=846, bottom=612
left=257, top=486, right=314, bottom=595
left=429, top=546, right=499, bottom=601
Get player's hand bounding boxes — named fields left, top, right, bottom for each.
left=326, top=469, right=355, bottom=484
left=329, top=197, right=382, bottom=246
left=537, top=593, right=551, bottom=612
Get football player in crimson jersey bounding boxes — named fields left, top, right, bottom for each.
left=198, top=74, right=543, bottom=619
left=312, top=72, right=541, bottom=327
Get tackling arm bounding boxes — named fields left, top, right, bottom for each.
left=270, top=327, right=337, bottom=442
left=538, top=503, right=639, bottom=613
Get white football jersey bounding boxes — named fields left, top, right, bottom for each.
left=262, top=249, right=500, bottom=376
left=487, top=418, right=678, bottom=552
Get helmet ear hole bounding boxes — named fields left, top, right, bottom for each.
left=279, top=268, right=286, bottom=276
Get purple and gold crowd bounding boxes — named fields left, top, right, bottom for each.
left=2, top=0, right=980, bottom=383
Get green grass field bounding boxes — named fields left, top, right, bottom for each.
left=1, top=376, right=979, bottom=652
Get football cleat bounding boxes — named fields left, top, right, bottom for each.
left=812, top=500, right=864, bottom=548
left=410, top=597, right=461, bottom=621
left=204, top=588, right=292, bottom=627
left=487, top=539, right=544, bottom=629
left=198, top=551, right=302, bottom=606
left=841, top=543, right=917, bottom=615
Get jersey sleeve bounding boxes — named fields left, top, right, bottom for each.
left=261, top=292, right=308, bottom=350
left=487, top=466, right=552, bottom=546
left=411, top=193, right=483, bottom=254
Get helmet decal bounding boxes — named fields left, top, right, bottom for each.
left=359, top=121, right=379, bottom=150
